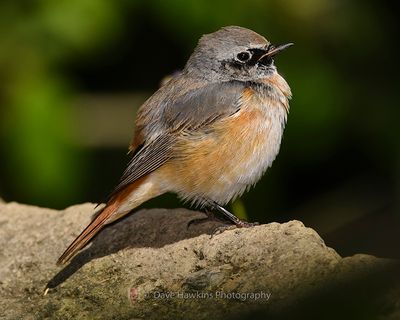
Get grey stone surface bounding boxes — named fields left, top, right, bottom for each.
left=0, top=202, right=399, bottom=319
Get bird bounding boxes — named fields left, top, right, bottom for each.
left=57, top=26, right=292, bottom=265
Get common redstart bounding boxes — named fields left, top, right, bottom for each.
left=58, top=26, right=292, bottom=264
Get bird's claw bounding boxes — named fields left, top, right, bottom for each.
left=210, top=220, right=259, bottom=238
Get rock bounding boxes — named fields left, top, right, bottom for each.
left=0, top=202, right=399, bottom=319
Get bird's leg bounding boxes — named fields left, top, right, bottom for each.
left=209, top=201, right=259, bottom=228
left=187, top=207, right=230, bottom=229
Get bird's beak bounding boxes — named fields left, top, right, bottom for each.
left=259, top=43, right=293, bottom=60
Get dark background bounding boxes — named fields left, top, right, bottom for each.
left=0, top=0, right=399, bottom=260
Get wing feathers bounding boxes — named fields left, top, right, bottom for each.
left=109, top=135, right=174, bottom=198
left=163, top=81, right=243, bottom=131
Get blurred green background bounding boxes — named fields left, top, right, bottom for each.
left=0, top=0, right=399, bottom=258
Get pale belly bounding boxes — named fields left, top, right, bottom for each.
left=158, top=101, right=287, bottom=206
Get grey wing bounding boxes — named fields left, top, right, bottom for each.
left=108, top=134, right=173, bottom=198
left=162, top=80, right=244, bottom=131
left=108, top=80, right=246, bottom=198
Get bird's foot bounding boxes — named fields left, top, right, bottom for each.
left=235, top=220, right=260, bottom=228
left=211, top=220, right=259, bottom=237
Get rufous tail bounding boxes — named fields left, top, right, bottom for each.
left=57, top=179, right=149, bottom=265
left=56, top=201, right=119, bottom=265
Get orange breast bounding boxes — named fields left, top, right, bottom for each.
left=157, top=85, right=288, bottom=206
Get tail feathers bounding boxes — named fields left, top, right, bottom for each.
left=57, top=176, right=154, bottom=265
left=57, top=202, right=118, bottom=265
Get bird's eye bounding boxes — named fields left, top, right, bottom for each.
left=236, top=51, right=251, bottom=62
